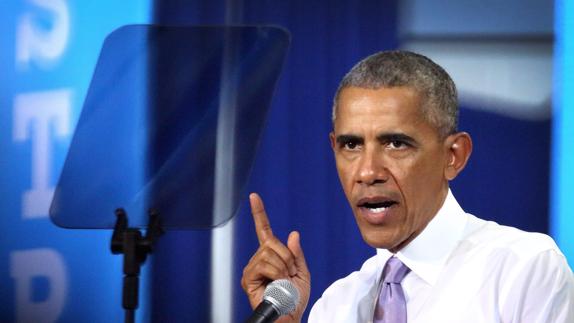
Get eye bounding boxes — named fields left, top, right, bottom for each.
left=339, top=139, right=362, bottom=151
left=345, top=141, right=358, bottom=150
left=388, top=140, right=409, bottom=150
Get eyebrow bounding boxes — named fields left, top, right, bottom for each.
left=336, top=134, right=363, bottom=145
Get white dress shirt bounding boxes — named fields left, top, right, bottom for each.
left=308, top=190, right=574, bottom=322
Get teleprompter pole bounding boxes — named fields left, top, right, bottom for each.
left=111, top=208, right=164, bottom=323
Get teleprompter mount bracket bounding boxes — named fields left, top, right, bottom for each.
left=111, top=208, right=164, bottom=323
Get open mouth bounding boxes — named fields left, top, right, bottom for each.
left=358, top=199, right=398, bottom=213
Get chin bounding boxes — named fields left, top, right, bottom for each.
left=359, top=229, right=397, bottom=250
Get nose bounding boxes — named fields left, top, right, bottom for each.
left=356, top=147, right=388, bottom=185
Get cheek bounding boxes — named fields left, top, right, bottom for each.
left=395, top=152, right=444, bottom=184
left=388, top=156, right=441, bottom=205
left=385, top=157, right=416, bottom=185
left=395, top=155, right=446, bottom=217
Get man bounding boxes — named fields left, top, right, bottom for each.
left=241, top=50, right=574, bottom=322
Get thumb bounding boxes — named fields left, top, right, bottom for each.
left=287, top=231, right=308, bottom=273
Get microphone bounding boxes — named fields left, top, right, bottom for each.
left=246, top=279, right=299, bottom=323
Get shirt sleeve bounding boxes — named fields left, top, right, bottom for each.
left=503, top=249, right=574, bottom=323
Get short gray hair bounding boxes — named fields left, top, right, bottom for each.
left=332, top=50, right=458, bottom=138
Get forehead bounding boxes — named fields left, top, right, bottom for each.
left=334, top=86, right=430, bottom=133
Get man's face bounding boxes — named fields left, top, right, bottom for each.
left=330, top=86, right=450, bottom=252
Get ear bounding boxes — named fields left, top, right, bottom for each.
left=329, top=132, right=336, bottom=151
left=444, top=132, right=472, bottom=181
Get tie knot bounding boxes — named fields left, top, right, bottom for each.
left=383, top=257, right=410, bottom=284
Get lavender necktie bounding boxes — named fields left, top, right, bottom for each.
left=374, top=257, right=411, bottom=323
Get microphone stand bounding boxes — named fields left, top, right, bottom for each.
left=111, top=208, right=164, bottom=323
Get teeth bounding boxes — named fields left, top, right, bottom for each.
left=368, top=207, right=387, bottom=213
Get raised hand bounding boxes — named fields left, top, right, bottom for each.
left=241, top=193, right=311, bottom=323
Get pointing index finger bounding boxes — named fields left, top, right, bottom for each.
left=249, top=193, right=274, bottom=244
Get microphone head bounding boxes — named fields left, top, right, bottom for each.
left=263, top=279, right=299, bottom=316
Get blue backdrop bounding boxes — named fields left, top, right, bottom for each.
left=0, top=1, right=150, bottom=322
left=552, top=0, right=574, bottom=270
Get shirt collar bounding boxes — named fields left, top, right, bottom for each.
left=376, top=189, right=468, bottom=286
